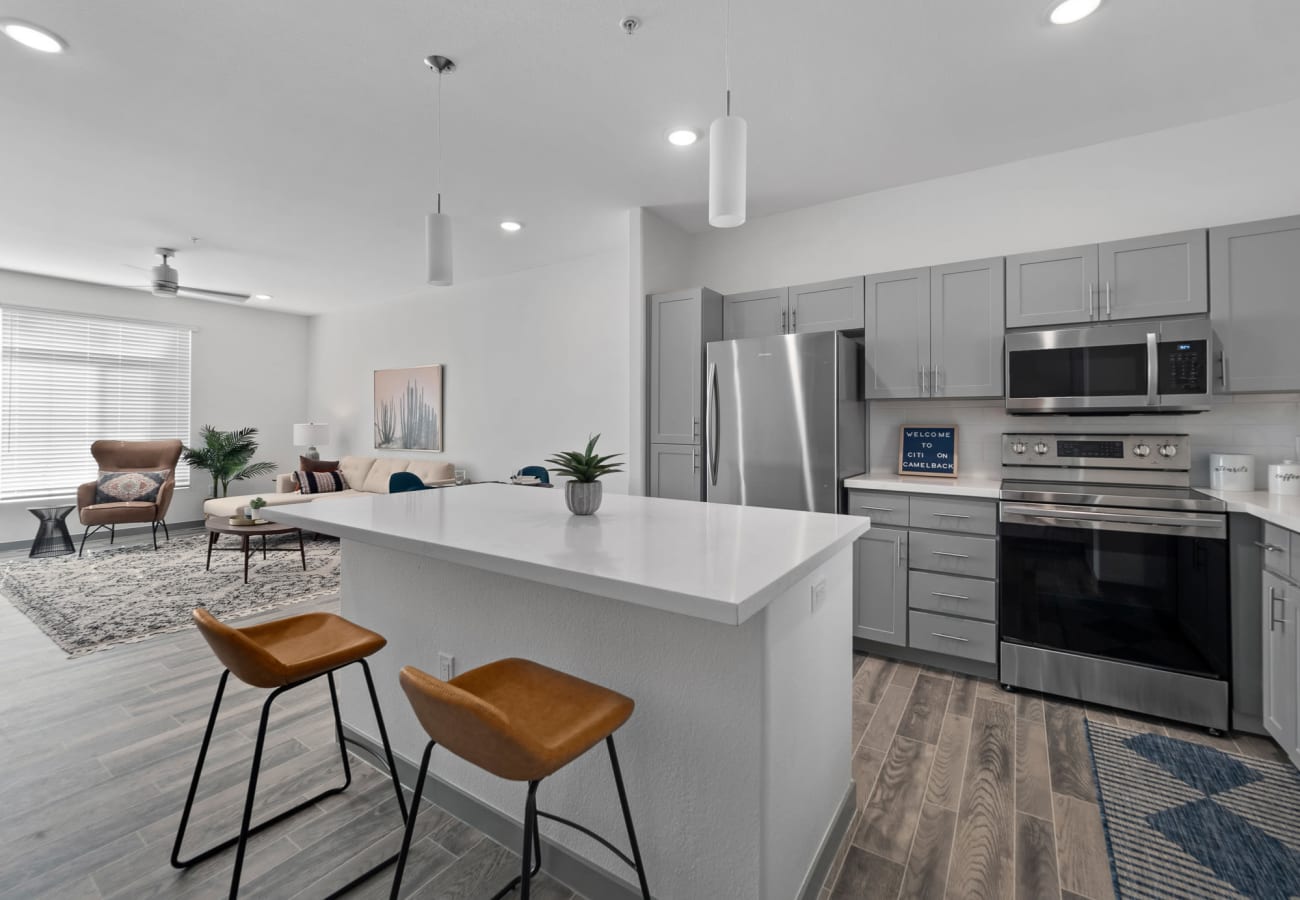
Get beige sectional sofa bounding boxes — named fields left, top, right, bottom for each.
left=202, top=455, right=456, bottom=519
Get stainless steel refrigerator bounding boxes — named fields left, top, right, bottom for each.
left=704, top=331, right=864, bottom=513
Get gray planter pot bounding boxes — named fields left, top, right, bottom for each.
left=565, top=480, right=603, bottom=515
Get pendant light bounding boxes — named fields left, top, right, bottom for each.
left=425, top=54, right=455, bottom=285
left=708, top=0, right=747, bottom=228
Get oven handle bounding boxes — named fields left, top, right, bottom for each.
left=1000, top=503, right=1225, bottom=532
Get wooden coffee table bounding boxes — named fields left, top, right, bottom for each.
left=205, top=519, right=306, bottom=584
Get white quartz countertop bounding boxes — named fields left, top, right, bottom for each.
left=264, top=484, right=869, bottom=626
left=843, top=472, right=1003, bottom=499
left=1199, top=488, right=1300, bottom=532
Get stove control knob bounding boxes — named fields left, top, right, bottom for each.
left=1133, top=443, right=1151, bottom=458
left=1010, top=441, right=1027, bottom=455
left=1158, top=443, right=1179, bottom=458
left=1033, top=442, right=1050, bottom=456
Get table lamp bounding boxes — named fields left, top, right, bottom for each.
left=293, top=423, right=330, bottom=461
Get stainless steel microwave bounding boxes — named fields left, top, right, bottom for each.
left=1005, top=318, right=1213, bottom=414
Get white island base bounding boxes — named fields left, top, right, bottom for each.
left=267, top=486, right=864, bottom=899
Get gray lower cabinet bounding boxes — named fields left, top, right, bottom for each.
left=1005, top=243, right=1098, bottom=329
left=790, top=277, right=865, bottom=333
left=929, top=257, right=1005, bottom=398
left=648, top=443, right=701, bottom=501
left=863, top=268, right=931, bottom=399
left=1098, top=229, right=1207, bottom=321
left=853, top=526, right=908, bottom=646
left=1263, top=571, right=1299, bottom=764
left=648, top=288, right=721, bottom=446
left=1211, top=215, right=1300, bottom=393
left=722, top=287, right=788, bottom=339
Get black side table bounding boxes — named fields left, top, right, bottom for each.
left=29, top=505, right=75, bottom=558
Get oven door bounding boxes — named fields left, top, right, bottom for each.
left=998, top=503, right=1229, bottom=681
left=1006, top=323, right=1155, bottom=413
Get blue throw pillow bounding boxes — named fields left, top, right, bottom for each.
left=95, top=470, right=168, bottom=504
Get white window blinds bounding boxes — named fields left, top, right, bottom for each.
left=0, top=306, right=192, bottom=500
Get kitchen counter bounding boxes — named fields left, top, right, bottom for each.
left=1200, top=488, right=1300, bottom=532
left=843, top=472, right=1003, bottom=499
left=263, top=486, right=861, bottom=899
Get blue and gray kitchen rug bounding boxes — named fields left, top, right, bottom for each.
left=1086, top=720, right=1300, bottom=899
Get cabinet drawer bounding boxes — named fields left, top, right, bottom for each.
left=909, top=571, right=996, bottom=622
left=1261, top=523, right=1292, bottom=578
left=846, top=490, right=909, bottom=528
left=909, top=531, right=996, bottom=580
left=910, top=496, right=996, bottom=535
left=909, top=610, right=996, bottom=664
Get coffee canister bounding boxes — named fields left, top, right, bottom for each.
left=1209, top=453, right=1255, bottom=492
left=1269, top=461, right=1300, bottom=496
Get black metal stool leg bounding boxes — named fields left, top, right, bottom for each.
left=227, top=685, right=286, bottom=898
left=327, top=671, right=354, bottom=790
left=361, top=658, right=409, bottom=820
left=488, top=780, right=542, bottom=900
left=171, top=669, right=230, bottom=868
left=607, top=736, right=652, bottom=899
left=390, top=740, right=435, bottom=900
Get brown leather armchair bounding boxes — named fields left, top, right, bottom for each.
left=77, top=439, right=184, bottom=556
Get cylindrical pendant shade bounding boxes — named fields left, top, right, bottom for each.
left=708, top=114, right=748, bottom=228
left=425, top=211, right=453, bottom=285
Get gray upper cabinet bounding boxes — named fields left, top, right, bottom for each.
left=1098, top=229, right=1207, bottom=321
left=863, top=268, right=931, bottom=399
left=929, top=257, right=1005, bottom=398
left=648, top=443, right=701, bottom=501
left=722, top=287, right=788, bottom=340
left=790, top=277, right=865, bottom=334
left=1005, top=243, right=1098, bottom=328
left=854, top=527, right=908, bottom=646
left=1211, top=215, right=1300, bottom=393
left=648, top=288, right=721, bottom=445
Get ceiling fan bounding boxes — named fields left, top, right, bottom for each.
left=129, top=247, right=252, bottom=303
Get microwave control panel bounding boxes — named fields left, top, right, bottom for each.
left=1157, top=339, right=1208, bottom=395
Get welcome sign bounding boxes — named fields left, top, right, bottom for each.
left=898, top=426, right=958, bottom=477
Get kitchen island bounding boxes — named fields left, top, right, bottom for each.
left=266, top=483, right=869, bottom=900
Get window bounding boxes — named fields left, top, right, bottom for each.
left=0, top=306, right=192, bottom=500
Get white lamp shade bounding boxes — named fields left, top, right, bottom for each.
left=426, top=211, right=453, bottom=286
left=293, top=423, right=330, bottom=447
left=708, top=114, right=748, bottom=228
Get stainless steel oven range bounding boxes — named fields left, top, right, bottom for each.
left=998, top=432, right=1230, bottom=731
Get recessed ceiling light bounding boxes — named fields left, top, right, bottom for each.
left=667, top=129, right=698, bottom=147
left=1, top=20, right=67, bottom=53
left=499, top=221, right=523, bottom=233
left=1049, top=0, right=1101, bottom=25
left=253, top=293, right=272, bottom=301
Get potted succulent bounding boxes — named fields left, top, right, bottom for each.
left=248, top=496, right=268, bottom=520
left=546, top=434, right=624, bottom=516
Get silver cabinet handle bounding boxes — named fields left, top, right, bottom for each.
left=932, top=513, right=970, bottom=519
left=895, top=536, right=902, bottom=568
left=1271, top=588, right=1286, bottom=632
left=931, top=632, right=970, bottom=643
left=692, top=417, right=699, bottom=437
left=791, top=308, right=797, bottom=330
left=1088, top=282, right=1096, bottom=319
left=692, top=447, right=699, bottom=472
left=933, top=364, right=941, bottom=395
left=930, top=591, right=970, bottom=601
left=781, top=309, right=787, bottom=333
left=931, top=550, right=970, bottom=558
left=1105, top=281, right=1112, bottom=319
left=1218, top=351, right=1228, bottom=388
left=1255, top=541, right=1286, bottom=553
left=921, top=365, right=930, bottom=396
left=706, top=363, right=719, bottom=486
left=856, top=505, right=897, bottom=513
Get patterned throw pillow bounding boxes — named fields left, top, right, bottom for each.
left=295, top=470, right=346, bottom=494
left=94, top=470, right=168, bottom=504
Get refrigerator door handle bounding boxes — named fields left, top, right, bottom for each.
left=706, top=362, right=719, bottom=486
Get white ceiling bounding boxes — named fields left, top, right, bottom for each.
left=1, top=1, right=1298, bottom=314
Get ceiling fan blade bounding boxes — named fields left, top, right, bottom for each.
left=175, top=284, right=252, bottom=303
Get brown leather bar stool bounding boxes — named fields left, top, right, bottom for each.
left=173, top=608, right=409, bottom=900
left=391, top=658, right=652, bottom=900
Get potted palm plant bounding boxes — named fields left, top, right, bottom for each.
left=546, top=434, right=624, bottom=515
left=182, top=425, right=278, bottom=498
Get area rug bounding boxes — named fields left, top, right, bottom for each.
left=1085, top=719, right=1300, bottom=899
left=0, top=532, right=340, bottom=656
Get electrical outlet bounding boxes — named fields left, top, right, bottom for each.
left=811, top=577, right=827, bottom=613
left=438, top=652, right=455, bottom=681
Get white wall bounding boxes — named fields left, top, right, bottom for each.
left=0, top=269, right=309, bottom=544
left=306, top=248, right=632, bottom=492
left=688, top=99, right=1300, bottom=293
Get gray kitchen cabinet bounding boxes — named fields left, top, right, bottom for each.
left=1005, top=243, right=1098, bottom=328
left=863, top=268, right=930, bottom=399
left=648, top=443, right=701, bottom=501
left=1098, top=229, right=1207, bottom=321
left=1211, top=215, right=1300, bottom=393
left=648, top=288, right=721, bottom=445
left=929, top=257, right=1005, bottom=398
left=1263, top=572, right=1298, bottom=760
left=722, top=287, right=788, bottom=340
left=854, top=527, right=908, bottom=646
left=790, top=277, right=865, bottom=334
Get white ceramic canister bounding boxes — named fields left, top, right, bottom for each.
left=1209, top=453, right=1256, bottom=492
left=1269, top=461, right=1300, bottom=496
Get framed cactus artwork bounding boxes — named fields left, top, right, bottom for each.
left=373, top=365, right=443, bottom=451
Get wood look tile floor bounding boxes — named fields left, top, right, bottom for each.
left=820, top=654, right=1289, bottom=900
left=0, top=527, right=579, bottom=900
